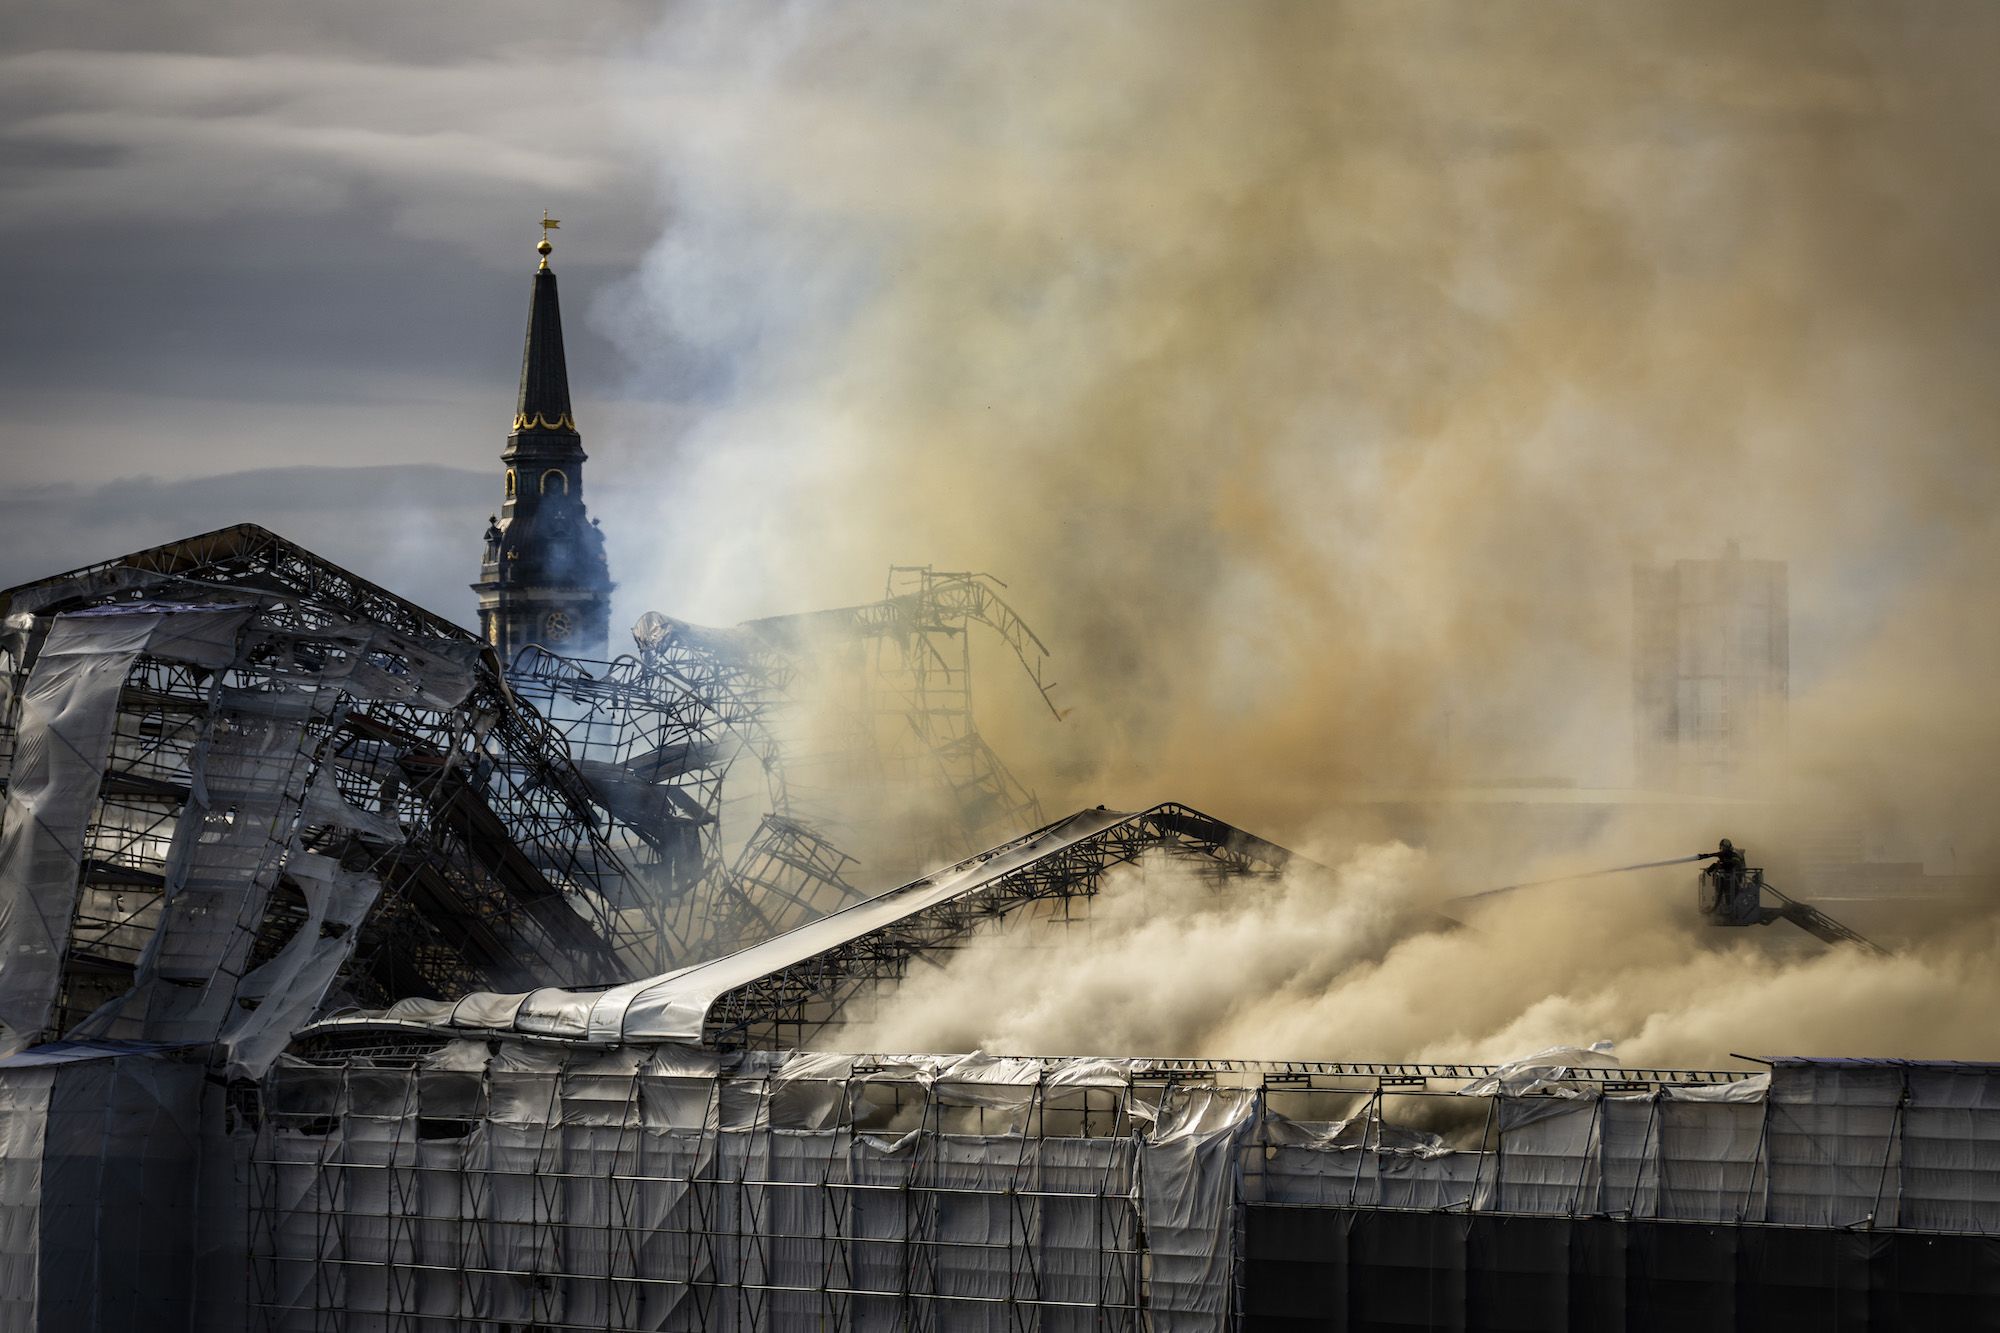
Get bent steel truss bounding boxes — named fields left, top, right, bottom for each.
left=303, top=802, right=1306, bottom=1053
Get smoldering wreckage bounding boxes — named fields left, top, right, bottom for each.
left=0, top=533, right=1987, bottom=1333
left=1, top=248, right=1996, bottom=1332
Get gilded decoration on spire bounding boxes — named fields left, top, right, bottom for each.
left=538, top=211, right=559, bottom=270
left=512, top=213, right=577, bottom=433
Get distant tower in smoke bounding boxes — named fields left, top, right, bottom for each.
left=1632, top=541, right=1788, bottom=795
left=472, top=216, right=613, bottom=662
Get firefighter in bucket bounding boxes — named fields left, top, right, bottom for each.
left=1698, top=838, right=1766, bottom=926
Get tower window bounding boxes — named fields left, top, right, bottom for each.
left=541, top=469, right=569, bottom=496
left=505, top=469, right=517, bottom=498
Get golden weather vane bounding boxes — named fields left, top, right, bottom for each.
left=537, top=210, right=560, bottom=268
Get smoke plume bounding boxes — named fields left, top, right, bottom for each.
left=839, top=844, right=2000, bottom=1067
left=598, top=2, right=2000, bottom=1062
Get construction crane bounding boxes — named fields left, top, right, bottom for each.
left=1450, top=840, right=1890, bottom=955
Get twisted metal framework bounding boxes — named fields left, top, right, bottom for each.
left=1, top=527, right=1070, bottom=1049
left=0, top=526, right=672, bottom=1054
left=498, top=570, right=1064, bottom=968
left=501, top=631, right=860, bottom=966
left=860, top=566, right=1057, bottom=859
left=701, top=803, right=1292, bottom=1050
left=738, top=568, right=1061, bottom=850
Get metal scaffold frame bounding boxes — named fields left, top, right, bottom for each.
left=493, top=566, right=1066, bottom=970
left=700, top=804, right=1291, bottom=1050
left=240, top=1037, right=1783, bottom=1332
left=0, top=526, right=676, bottom=1066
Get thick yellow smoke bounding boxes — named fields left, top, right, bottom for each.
left=610, top=2, right=2000, bottom=1061
left=839, top=846, right=2000, bottom=1067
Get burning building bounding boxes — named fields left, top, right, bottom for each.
left=0, top=238, right=1992, bottom=1330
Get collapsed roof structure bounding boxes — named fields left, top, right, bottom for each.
left=0, top=526, right=1073, bottom=1075
left=0, top=525, right=660, bottom=1076
left=303, top=801, right=1295, bottom=1052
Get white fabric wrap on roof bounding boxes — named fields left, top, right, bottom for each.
left=0, top=606, right=249, bottom=1056
left=316, top=809, right=1140, bottom=1047
left=498, top=808, right=1134, bottom=1044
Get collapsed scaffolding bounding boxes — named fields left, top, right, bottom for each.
left=311, top=802, right=1296, bottom=1053
left=0, top=526, right=671, bottom=1075
left=0, top=529, right=1072, bottom=1071
left=502, top=565, right=1065, bottom=966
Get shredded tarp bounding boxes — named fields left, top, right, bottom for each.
left=0, top=606, right=252, bottom=1056
left=1456, top=1041, right=1622, bottom=1097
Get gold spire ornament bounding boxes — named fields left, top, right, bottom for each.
left=537, top=211, right=560, bottom=268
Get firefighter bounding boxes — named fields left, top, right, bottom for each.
left=1697, top=838, right=1749, bottom=920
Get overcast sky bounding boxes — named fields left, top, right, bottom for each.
left=0, top=2, right=678, bottom=619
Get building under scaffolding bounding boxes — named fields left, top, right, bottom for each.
left=0, top=546, right=1994, bottom=1327
left=0, top=238, right=1994, bottom=1329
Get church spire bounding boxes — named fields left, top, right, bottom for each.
left=473, top=219, right=614, bottom=663
left=514, top=212, right=576, bottom=434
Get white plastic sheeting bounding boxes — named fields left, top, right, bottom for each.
left=1480, top=1062, right=2000, bottom=1231
left=331, top=808, right=1137, bottom=1046
left=1140, top=1087, right=1256, bottom=1329
left=0, top=1066, right=53, bottom=1331
left=216, top=853, right=381, bottom=1079
left=1759, top=1059, right=2000, bottom=1232
left=0, top=1051, right=1945, bottom=1331
left=1901, top=1064, right=2000, bottom=1232
left=0, top=1047, right=204, bottom=1333
left=1456, top=1042, right=1621, bottom=1097
left=1491, top=1080, right=1773, bottom=1218
left=0, top=606, right=249, bottom=1055
left=1247, top=1111, right=1480, bottom=1213
left=88, top=683, right=337, bottom=1044
left=249, top=1045, right=1243, bottom=1330
left=73, top=618, right=480, bottom=1063
left=0, top=593, right=494, bottom=1078
left=266, top=1047, right=2000, bottom=1330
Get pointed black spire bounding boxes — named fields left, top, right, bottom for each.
left=474, top=217, right=613, bottom=662
left=513, top=224, right=576, bottom=434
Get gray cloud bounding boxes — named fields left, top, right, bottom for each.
left=0, top=2, right=685, bottom=624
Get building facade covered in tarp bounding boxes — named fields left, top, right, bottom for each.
left=5, top=1041, right=1996, bottom=1330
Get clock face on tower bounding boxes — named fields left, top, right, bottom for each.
left=542, top=610, right=573, bottom=643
